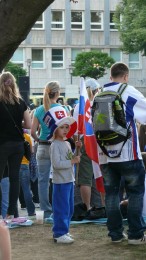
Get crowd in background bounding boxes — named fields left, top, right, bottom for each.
left=1, top=61, right=146, bottom=256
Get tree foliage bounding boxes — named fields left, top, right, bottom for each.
left=0, top=0, right=78, bottom=72
left=114, top=0, right=146, bottom=55
left=72, top=51, right=115, bottom=79
left=5, top=62, right=27, bottom=83
left=0, top=0, right=55, bottom=72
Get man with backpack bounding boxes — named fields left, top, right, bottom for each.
left=95, top=62, right=146, bottom=245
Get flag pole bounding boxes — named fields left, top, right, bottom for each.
left=75, top=133, right=80, bottom=185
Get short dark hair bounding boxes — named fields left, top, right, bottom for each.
left=111, top=62, right=129, bottom=78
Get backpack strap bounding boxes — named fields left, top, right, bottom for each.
left=99, top=86, right=103, bottom=93
left=117, top=83, right=128, bottom=96
left=98, top=124, right=131, bottom=158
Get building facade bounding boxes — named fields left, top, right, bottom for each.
left=11, top=0, right=146, bottom=96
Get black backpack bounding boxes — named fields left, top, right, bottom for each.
left=92, top=83, right=131, bottom=158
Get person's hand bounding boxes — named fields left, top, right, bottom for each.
left=120, top=199, right=128, bottom=206
left=75, top=140, right=82, bottom=148
left=71, top=155, right=80, bottom=164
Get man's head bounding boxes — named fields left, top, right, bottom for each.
left=110, top=62, right=129, bottom=83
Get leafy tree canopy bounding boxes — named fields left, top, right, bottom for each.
left=5, top=62, right=27, bottom=83
left=72, top=51, right=115, bottom=79
left=114, top=0, right=146, bottom=55
left=0, top=0, right=77, bottom=71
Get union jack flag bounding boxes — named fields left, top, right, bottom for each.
left=78, top=77, right=105, bottom=193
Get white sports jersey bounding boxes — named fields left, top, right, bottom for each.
left=99, top=82, right=146, bottom=163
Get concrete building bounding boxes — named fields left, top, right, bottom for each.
left=11, top=0, right=146, bottom=97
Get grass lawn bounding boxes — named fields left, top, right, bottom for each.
left=10, top=222, right=146, bottom=260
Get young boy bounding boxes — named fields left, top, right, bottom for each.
left=43, top=106, right=80, bottom=244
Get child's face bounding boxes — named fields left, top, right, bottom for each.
left=55, top=124, right=70, bottom=140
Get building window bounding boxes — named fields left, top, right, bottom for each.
left=91, top=48, right=103, bottom=52
left=51, top=11, right=64, bottom=29
left=52, top=49, right=63, bottom=68
left=71, top=11, right=84, bottom=30
left=32, top=14, right=44, bottom=29
left=110, top=12, right=117, bottom=30
left=129, top=53, right=140, bottom=69
left=90, top=11, right=103, bottom=30
left=31, top=49, right=44, bottom=68
left=110, top=49, right=121, bottom=62
left=11, top=48, right=24, bottom=67
left=71, top=49, right=82, bottom=64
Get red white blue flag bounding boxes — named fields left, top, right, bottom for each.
left=78, top=77, right=105, bottom=193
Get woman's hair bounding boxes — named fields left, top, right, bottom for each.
left=43, top=81, right=60, bottom=111
left=0, top=72, right=21, bottom=104
left=86, top=88, right=93, bottom=101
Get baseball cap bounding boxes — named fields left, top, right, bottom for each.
left=85, top=78, right=100, bottom=91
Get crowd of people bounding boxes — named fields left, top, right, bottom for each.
left=0, top=61, right=146, bottom=257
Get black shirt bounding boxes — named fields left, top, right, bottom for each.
left=0, top=99, right=27, bottom=144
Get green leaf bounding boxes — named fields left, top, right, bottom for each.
left=72, top=51, right=115, bottom=79
left=5, top=61, right=27, bottom=84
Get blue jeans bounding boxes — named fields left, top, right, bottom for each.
left=1, top=177, right=9, bottom=218
left=101, top=159, right=145, bottom=240
left=19, top=164, right=35, bottom=216
left=36, top=144, right=52, bottom=217
left=52, top=183, right=74, bottom=238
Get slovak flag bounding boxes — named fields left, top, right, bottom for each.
left=78, top=77, right=105, bottom=193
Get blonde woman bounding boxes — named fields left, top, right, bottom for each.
left=0, top=72, right=31, bottom=218
left=31, top=81, right=62, bottom=219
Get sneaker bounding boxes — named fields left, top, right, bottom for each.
left=85, top=206, right=106, bottom=220
left=34, top=203, right=40, bottom=208
left=66, top=233, right=74, bottom=238
left=128, top=235, right=146, bottom=245
left=44, top=211, right=52, bottom=219
left=28, top=213, right=36, bottom=217
left=112, top=233, right=128, bottom=243
left=54, top=234, right=74, bottom=244
left=0, top=219, right=8, bottom=226
left=28, top=213, right=36, bottom=220
left=4, top=215, right=13, bottom=224
left=5, top=215, right=13, bottom=220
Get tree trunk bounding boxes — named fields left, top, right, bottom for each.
left=0, top=0, right=54, bottom=71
